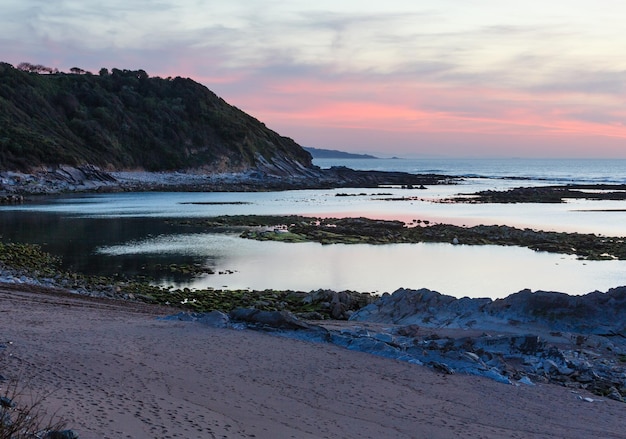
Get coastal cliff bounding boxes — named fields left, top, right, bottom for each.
left=0, top=62, right=312, bottom=175
left=0, top=62, right=456, bottom=193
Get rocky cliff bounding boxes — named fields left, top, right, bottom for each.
left=0, top=63, right=312, bottom=175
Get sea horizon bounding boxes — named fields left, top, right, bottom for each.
left=312, top=156, right=626, bottom=184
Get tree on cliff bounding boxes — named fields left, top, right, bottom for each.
left=0, top=62, right=312, bottom=173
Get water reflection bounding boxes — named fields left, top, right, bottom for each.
left=1, top=188, right=625, bottom=298
left=98, top=232, right=626, bottom=298
left=0, top=211, right=210, bottom=278
left=5, top=186, right=625, bottom=235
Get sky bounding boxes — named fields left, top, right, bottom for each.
left=2, top=1, right=626, bottom=158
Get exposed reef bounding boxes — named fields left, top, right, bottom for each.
left=450, top=184, right=626, bottom=203
left=226, top=215, right=626, bottom=260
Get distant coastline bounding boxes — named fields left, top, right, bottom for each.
left=304, top=147, right=378, bottom=159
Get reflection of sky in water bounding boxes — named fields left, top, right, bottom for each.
left=3, top=179, right=625, bottom=299
left=97, top=233, right=626, bottom=299
left=6, top=180, right=626, bottom=235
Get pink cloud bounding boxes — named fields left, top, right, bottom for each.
left=216, top=74, right=626, bottom=156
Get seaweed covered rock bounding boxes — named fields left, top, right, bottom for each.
left=229, top=308, right=310, bottom=330
left=302, top=289, right=375, bottom=319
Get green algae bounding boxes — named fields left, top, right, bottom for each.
left=0, top=242, right=61, bottom=276
left=0, top=238, right=370, bottom=318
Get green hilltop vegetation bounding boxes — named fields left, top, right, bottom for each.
left=0, top=62, right=312, bottom=172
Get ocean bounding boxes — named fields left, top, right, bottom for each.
left=1, top=158, right=625, bottom=298
left=313, top=157, right=626, bottom=184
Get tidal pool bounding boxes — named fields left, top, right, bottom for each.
left=98, top=232, right=626, bottom=298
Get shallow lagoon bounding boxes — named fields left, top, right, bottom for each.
left=2, top=178, right=626, bottom=298
left=99, top=232, right=625, bottom=298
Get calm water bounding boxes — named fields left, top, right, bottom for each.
left=314, top=157, right=626, bottom=184
left=1, top=158, right=626, bottom=298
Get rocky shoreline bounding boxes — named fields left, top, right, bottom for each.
left=0, top=164, right=459, bottom=196
left=165, top=287, right=626, bottom=404
left=4, top=256, right=625, bottom=406
left=233, top=215, right=626, bottom=260
left=4, top=164, right=626, bottom=204
left=5, top=286, right=624, bottom=439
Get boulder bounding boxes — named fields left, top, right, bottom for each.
left=350, top=288, right=490, bottom=327
left=158, top=311, right=230, bottom=328
left=229, top=308, right=310, bottom=330
left=303, top=289, right=375, bottom=319
left=196, top=311, right=230, bottom=328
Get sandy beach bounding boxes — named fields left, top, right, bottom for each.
left=1, top=285, right=624, bottom=439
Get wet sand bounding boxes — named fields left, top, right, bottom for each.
left=1, top=285, right=624, bottom=439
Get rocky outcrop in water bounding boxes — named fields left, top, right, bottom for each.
left=452, top=184, right=626, bottom=203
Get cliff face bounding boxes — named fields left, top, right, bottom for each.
left=0, top=63, right=313, bottom=174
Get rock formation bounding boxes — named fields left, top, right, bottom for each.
left=350, top=287, right=626, bottom=335
left=168, top=287, right=626, bottom=402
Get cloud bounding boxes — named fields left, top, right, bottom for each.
left=528, top=70, right=626, bottom=96
left=3, top=0, right=626, bottom=157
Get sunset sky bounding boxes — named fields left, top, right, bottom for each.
left=2, top=1, right=626, bottom=158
